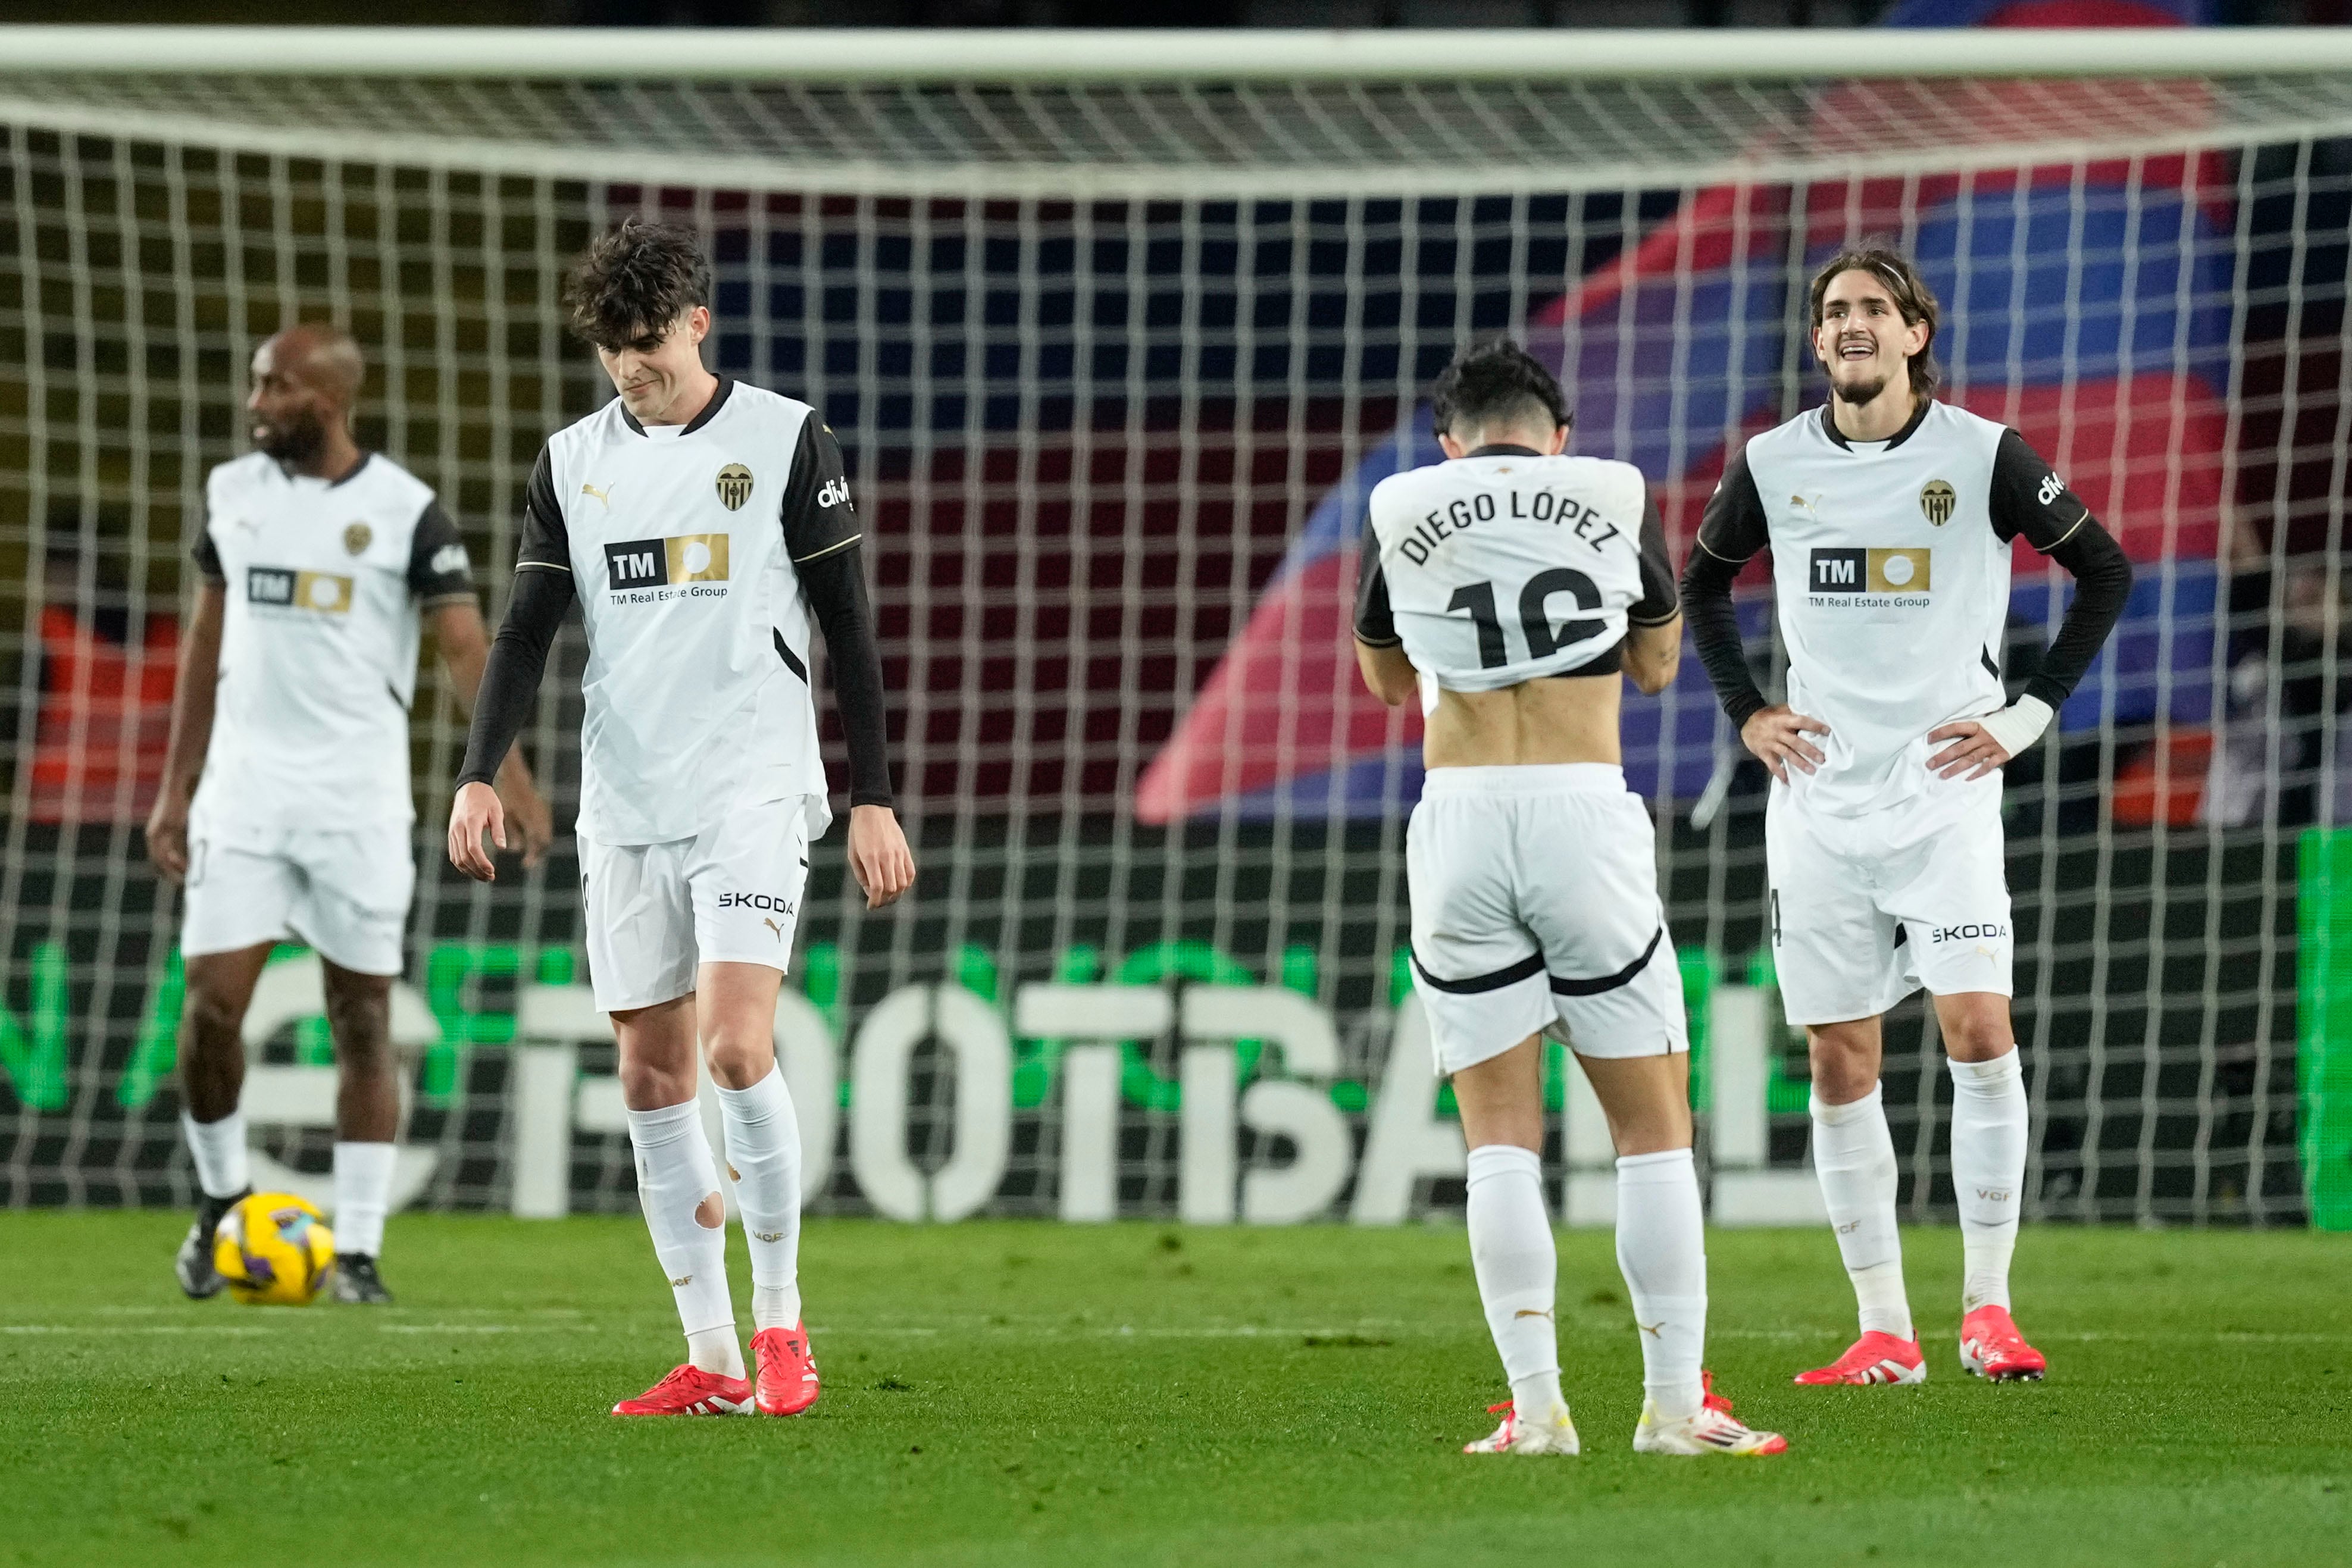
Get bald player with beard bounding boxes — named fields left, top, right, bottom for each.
left=148, top=324, right=553, bottom=1305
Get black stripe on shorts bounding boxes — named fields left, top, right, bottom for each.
left=1410, top=948, right=1546, bottom=995
left=1547, top=926, right=1665, bottom=998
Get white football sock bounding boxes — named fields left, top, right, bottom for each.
left=1613, top=1147, right=1707, bottom=1421
left=1464, top=1143, right=1563, bottom=1420
left=331, top=1141, right=396, bottom=1257
left=1810, top=1085, right=1913, bottom=1342
left=1949, top=1051, right=2028, bottom=1313
left=715, top=1065, right=803, bottom=1332
left=626, top=1098, right=740, bottom=1376
left=182, top=1110, right=249, bottom=1200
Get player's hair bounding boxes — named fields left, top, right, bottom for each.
left=562, top=218, right=714, bottom=351
left=1809, top=245, right=1941, bottom=398
left=1429, top=336, right=1571, bottom=441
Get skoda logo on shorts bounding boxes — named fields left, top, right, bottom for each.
left=1919, top=479, right=1956, bottom=526
left=715, top=463, right=754, bottom=511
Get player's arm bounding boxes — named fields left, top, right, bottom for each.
left=412, top=500, right=551, bottom=868
left=449, top=452, right=576, bottom=882
left=1927, top=431, right=2135, bottom=780
left=783, top=418, right=915, bottom=912
left=1679, top=447, right=1828, bottom=782
left=1622, top=481, right=1683, bottom=696
left=1351, top=522, right=1418, bottom=706
left=145, top=528, right=227, bottom=884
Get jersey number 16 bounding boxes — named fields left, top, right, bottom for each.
left=1445, top=569, right=1605, bottom=670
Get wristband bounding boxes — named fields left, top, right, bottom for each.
left=1975, top=694, right=2053, bottom=759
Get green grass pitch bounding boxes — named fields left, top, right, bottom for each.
left=1, top=1213, right=2344, bottom=1567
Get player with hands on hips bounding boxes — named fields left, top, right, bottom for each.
left=1681, top=246, right=2133, bottom=1387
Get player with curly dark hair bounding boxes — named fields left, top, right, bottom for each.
left=452, top=217, right=914, bottom=1419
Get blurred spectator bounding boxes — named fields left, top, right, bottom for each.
left=2203, top=552, right=2352, bottom=829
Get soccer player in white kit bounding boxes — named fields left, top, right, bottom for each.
left=449, top=220, right=915, bottom=1417
left=1681, top=248, right=2134, bottom=1387
left=146, top=324, right=552, bottom=1306
left=1356, top=339, right=1785, bottom=1457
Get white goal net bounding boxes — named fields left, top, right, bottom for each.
left=4, top=27, right=2348, bottom=1229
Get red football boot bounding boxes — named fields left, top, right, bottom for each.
left=1793, top=1329, right=1927, bottom=1385
left=611, top=1363, right=752, bottom=1416
left=751, top=1323, right=821, bottom=1416
left=1959, top=1305, right=2047, bottom=1382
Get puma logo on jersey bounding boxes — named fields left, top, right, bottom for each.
left=1791, top=492, right=1824, bottom=517
left=581, top=481, right=615, bottom=509
left=817, top=477, right=852, bottom=509
left=2037, top=472, right=2066, bottom=507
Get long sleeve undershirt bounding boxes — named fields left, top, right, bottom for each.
left=1679, top=424, right=2136, bottom=730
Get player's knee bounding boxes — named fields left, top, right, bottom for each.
left=703, top=1031, right=776, bottom=1091
left=323, top=976, right=393, bottom=1056
left=1941, top=1005, right=2015, bottom=1063
left=180, top=981, right=248, bottom=1053
left=617, top=1054, right=696, bottom=1110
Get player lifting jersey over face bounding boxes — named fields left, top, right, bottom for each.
left=1681, top=247, right=2134, bottom=1389
left=1355, top=337, right=1784, bottom=1460
left=450, top=219, right=915, bottom=1420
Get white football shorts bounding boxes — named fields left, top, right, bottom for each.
left=1406, top=763, right=1689, bottom=1075
left=580, top=793, right=817, bottom=1013
left=180, top=821, right=415, bottom=977
left=1765, top=767, right=2013, bottom=1027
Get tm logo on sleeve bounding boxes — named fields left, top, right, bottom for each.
left=605, top=534, right=731, bottom=591
left=1809, top=547, right=1931, bottom=596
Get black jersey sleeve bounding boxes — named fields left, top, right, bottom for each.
left=1353, top=522, right=1400, bottom=646
left=454, top=566, right=575, bottom=790
left=515, top=449, right=571, bottom=575
left=1627, top=481, right=1679, bottom=627
left=407, top=500, right=477, bottom=606
left=1679, top=447, right=1770, bottom=727
left=1987, top=428, right=2093, bottom=551
left=780, top=417, right=862, bottom=565
left=191, top=520, right=226, bottom=585
left=797, top=544, right=895, bottom=809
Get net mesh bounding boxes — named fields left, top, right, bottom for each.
left=2, top=63, right=2345, bottom=1226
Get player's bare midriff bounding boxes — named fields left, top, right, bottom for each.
left=1424, top=670, right=1624, bottom=769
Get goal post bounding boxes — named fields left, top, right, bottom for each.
left=2, top=26, right=2347, bottom=1225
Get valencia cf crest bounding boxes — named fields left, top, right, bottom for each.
left=1918, top=479, right=1956, bottom=527
left=715, top=463, right=754, bottom=512
left=343, top=522, right=373, bottom=555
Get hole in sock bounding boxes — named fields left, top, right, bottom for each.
left=695, top=1193, right=725, bottom=1229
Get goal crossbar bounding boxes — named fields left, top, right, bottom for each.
left=9, top=25, right=2352, bottom=83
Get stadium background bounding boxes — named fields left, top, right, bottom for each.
left=3, top=0, right=2350, bottom=1231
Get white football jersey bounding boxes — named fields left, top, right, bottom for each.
left=189, top=452, right=475, bottom=848
left=1356, top=446, right=1677, bottom=692
left=1694, top=400, right=2091, bottom=816
left=517, top=378, right=858, bottom=846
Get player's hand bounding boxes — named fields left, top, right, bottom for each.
left=497, top=776, right=553, bottom=869
left=1926, top=719, right=2010, bottom=781
left=846, top=803, right=915, bottom=911
left=448, top=781, right=506, bottom=883
left=1740, top=705, right=1831, bottom=784
left=145, top=787, right=192, bottom=884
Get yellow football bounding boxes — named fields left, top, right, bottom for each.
left=212, top=1193, right=336, bottom=1306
